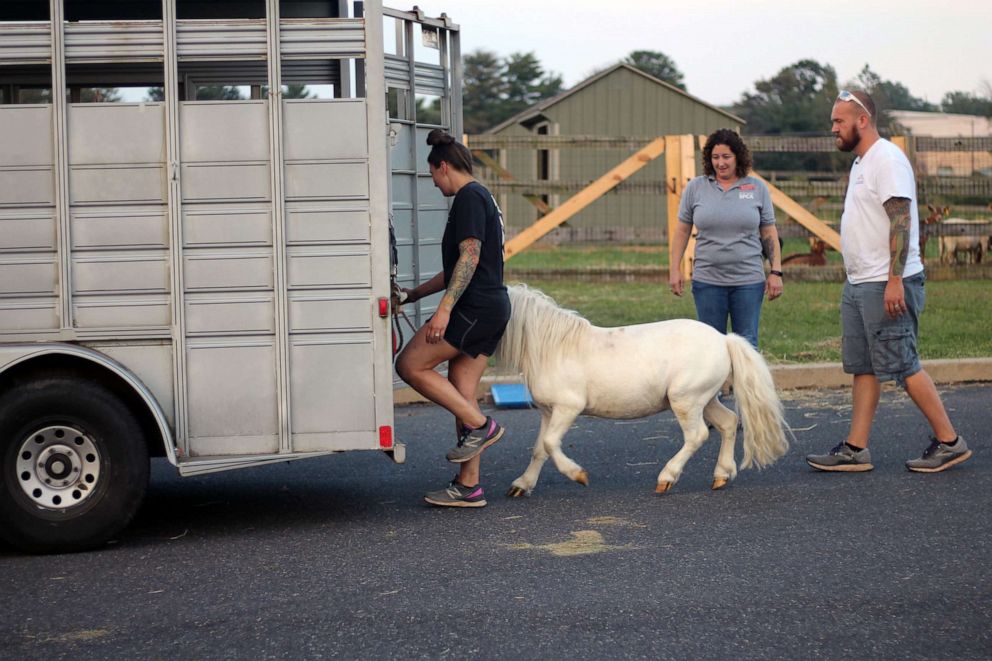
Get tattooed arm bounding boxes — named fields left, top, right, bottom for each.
left=424, top=238, right=481, bottom=344
left=760, top=224, right=783, bottom=300
left=884, top=197, right=911, bottom=277
left=441, top=238, right=481, bottom=311
left=882, top=196, right=911, bottom=318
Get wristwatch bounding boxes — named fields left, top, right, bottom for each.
left=769, top=270, right=783, bottom=277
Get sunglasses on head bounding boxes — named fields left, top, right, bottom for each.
left=838, top=90, right=872, bottom=117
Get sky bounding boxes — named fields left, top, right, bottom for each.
left=408, top=0, right=991, bottom=108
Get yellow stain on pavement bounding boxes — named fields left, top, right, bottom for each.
left=45, top=629, right=111, bottom=643
left=586, top=516, right=646, bottom=528
left=504, top=530, right=636, bottom=557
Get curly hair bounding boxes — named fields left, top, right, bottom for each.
left=702, top=129, right=752, bottom=178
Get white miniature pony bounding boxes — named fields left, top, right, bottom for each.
left=495, top=285, right=789, bottom=496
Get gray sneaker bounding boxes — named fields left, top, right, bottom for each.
left=906, top=436, right=972, bottom=473
left=446, top=416, right=505, bottom=463
left=424, top=479, right=487, bottom=508
left=806, top=442, right=874, bottom=472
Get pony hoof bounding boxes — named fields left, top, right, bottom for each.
left=712, top=478, right=728, bottom=490
left=506, top=485, right=528, bottom=498
left=574, top=470, right=589, bottom=486
left=655, top=482, right=672, bottom=494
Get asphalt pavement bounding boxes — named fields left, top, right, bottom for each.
left=1, top=383, right=989, bottom=659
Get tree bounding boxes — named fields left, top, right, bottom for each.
left=415, top=95, right=442, bottom=125
left=80, top=87, right=123, bottom=103
left=502, top=52, right=564, bottom=119
left=16, top=88, right=51, bottom=103
left=460, top=49, right=563, bottom=133
left=733, top=59, right=839, bottom=135
left=732, top=59, right=841, bottom=170
left=853, top=65, right=935, bottom=111
left=623, top=50, right=686, bottom=91
left=850, top=64, right=936, bottom=132
left=283, top=84, right=314, bottom=99
left=941, top=90, right=992, bottom=117
left=193, top=85, right=246, bottom=100
left=463, top=50, right=507, bottom=133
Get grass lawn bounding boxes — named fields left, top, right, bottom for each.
left=511, top=278, right=992, bottom=364
left=505, top=238, right=842, bottom=271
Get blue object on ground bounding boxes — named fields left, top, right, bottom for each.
left=491, top=383, right=534, bottom=408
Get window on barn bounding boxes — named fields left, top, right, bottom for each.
left=534, top=121, right=560, bottom=214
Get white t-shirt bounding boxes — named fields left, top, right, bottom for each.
left=840, top=138, right=923, bottom=284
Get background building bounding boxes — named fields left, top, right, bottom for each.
left=481, top=63, right=744, bottom=243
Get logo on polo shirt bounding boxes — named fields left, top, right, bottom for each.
left=739, top=191, right=754, bottom=199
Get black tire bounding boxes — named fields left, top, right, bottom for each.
left=0, top=375, right=149, bottom=553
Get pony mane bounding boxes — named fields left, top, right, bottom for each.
left=495, top=284, right=591, bottom=386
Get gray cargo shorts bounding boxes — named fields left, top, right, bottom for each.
left=841, top=272, right=925, bottom=386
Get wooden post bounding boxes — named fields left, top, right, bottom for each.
left=666, top=134, right=696, bottom=279
left=751, top=173, right=841, bottom=251
left=504, top=137, right=666, bottom=259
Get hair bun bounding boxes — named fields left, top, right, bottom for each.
left=426, top=128, right=455, bottom=146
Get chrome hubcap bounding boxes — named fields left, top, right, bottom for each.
left=15, top=425, right=102, bottom=510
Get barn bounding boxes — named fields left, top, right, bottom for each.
left=890, top=110, right=992, bottom=176
left=481, top=63, right=744, bottom=243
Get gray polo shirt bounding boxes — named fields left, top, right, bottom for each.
left=678, top=174, right=775, bottom=286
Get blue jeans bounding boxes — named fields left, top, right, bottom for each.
left=691, top=280, right=765, bottom=349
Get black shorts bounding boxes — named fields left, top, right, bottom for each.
left=442, top=296, right=511, bottom=359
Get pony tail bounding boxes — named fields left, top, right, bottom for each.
left=724, top=335, right=789, bottom=468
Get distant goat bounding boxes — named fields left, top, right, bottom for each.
left=925, top=205, right=987, bottom=265
left=921, top=204, right=948, bottom=262
left=941, top=234, right=986, bottom=264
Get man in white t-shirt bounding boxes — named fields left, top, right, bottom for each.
left=806, top=91, right=972, bottom=474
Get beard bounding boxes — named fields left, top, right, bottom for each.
left=836, top=125, right=861, bottom=152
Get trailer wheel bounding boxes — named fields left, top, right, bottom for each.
left=0, top=375, right=149, bottom=554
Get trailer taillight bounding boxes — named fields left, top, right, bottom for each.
left=379, top=425, right=393, bottom=448
left=378, top=297, right=389, bottom=318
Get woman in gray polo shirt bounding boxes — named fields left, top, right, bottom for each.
left=669, top=129, right=783, bottom=349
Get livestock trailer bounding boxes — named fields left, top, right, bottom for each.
left=0, top=0, right=461, bottom=552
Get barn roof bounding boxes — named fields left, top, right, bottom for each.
left=487, top=62, right=744, bottom=133
left=889, top=110, right=992, bottom=137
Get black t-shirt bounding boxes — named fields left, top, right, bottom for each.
left=441, top=181, right=507, bottom=310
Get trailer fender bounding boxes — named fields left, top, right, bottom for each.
left=0, top=344, right=177, bottom=465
